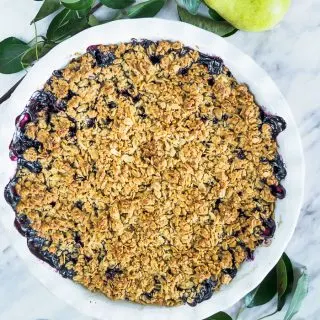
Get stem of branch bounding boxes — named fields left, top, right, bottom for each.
left=0, top=76, right=26, bottom=105
left=90, top=3, right=103, bottom=15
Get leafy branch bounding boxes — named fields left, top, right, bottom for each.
left=206, top=253, right=308, bottom=320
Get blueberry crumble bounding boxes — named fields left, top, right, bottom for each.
left=5, top=40, right=287, bottom=307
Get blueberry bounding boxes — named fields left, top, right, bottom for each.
left=260, top=110, right=286, bottom=139
left=271, top=154, right=287, bottom=181
left=179, top=47, right=191, bottom=57
left=178, top=67, right=189, bottom=76
left=87, top=118, right=96, bottom=128
left=65, top=89, right=77, bottom=101
left=246, top=248, right=255, bottom=261
left=87, top=47, right=115, bottom=67
left=199, top=53, right=224, bottom=75
left=262, top=218, right=276, bottom=238
left=212, top=118, right=219, bottom=124
left=132, top=39, right=154, bottom=49
left=60, top=267, right=76, bottom=279
left=52, top=70, right=63, bottom=78
left=187, top=278, right=217, bottom=306
left=207, top=78, right=215, bottom=86
left=106, top=267, right=122, bottom=280
left=4, top=179, right=20, bottom=208
left=236, top=149, right=246, bottom=160
left=108, top=101, right=117, bottom=109
left=103, top=117, right=113, bottom=126
left=132, top=94, right=141, bottom=103
left=222, top=114, right=229, bottom=121
left=75, top=200, right=83, bottom=210
left=270, top=184, right=286, bottom=199
left=74, top=233, right=84, bottom=247
left=137, top=106, right=147, bottom=119
left=18, top=158, right=42, bottom=173
left=69, top=125, right=77, bottom=138
left=222, top=268, right=237, bottom=278
left=149, top=55, right=162, bottom=64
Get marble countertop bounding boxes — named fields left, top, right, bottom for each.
left=0, top=0, right=319, bottom=319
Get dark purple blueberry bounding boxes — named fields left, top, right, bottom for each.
left=226, top=70, right=232, bottom=77
left=18, top=158, right=42, bottom=173
left=262, top=218, right=276, bottom=238
left=222, top=268, right=237, bottom=278
left=187, top=278, right=217, bottom=306
left=4, top=179, right=20, bottom=208
left=69, top=125, right=77, bottom=138
left=137, top=106, right=147, bottom=119
left=271, top=154, right=287, bottom=181
left=87, top=46, right=115, bottom=67
left=222, top=114, right=229, bottom=121
left=60, top=267, right=76, bottom=279
left=86, top=117, right=96, bottom=128
left=106, top=267, right=123, bottom=280
left=260, top=157, right=268, bottom=163
left=108, top=101, right=117, bottom=109
left=119, top=89, right=131, bottom=98
left=149, top=55, right=162, bottom=64
left=65, top=89, right=77, bottom=101
left=270, top=184, right=286, bottom=199
left=103, top=117, right=113, bottom=126
left=212, top=118, right=219, bottom=124
left=16, top=112, right=31, bottom=129
left=207, top=78, right=215, bottom=86
left=74, top=233, right=84, bottom=247
left=213, top=198, right=221, bottom=210
left=246, top=248, right=255, bottom=261
left=179, top=47, right=191, bottom=57
left=52, top=70, right=63, bottom=78
left=199, top=53, right=224, bottom=75
left=14, top=215, right=32, bottom=237
left=236, top=149, right=246, bottom=160
left=200, top=115, right=208, bottom=122
left=178, top=67, right=189, bottom=76
left=27, top=91, right=61, bottom=118
left=85, top=255, right=92, bottom=262
left=260, top=111, right=286, bottom=139
left=75, top=200, right=83, bottom=210
left=132, top=94, right=141, bottom=103
left=132, top=38, right=154, bottom=49
left=10, top=131, right=42, bottom=157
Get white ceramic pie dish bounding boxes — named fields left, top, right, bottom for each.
left=0, top=18, right=304, bottom=320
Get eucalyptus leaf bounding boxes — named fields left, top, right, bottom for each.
left=46, top=8, right=89, bottom=42
left=126, top=0, right=166, bottom=18
left=278, top=253, right=294, bottom=311
left=204, top=311, right=232, bottom=320
left=61, top=0, right=94, bottom=10
left=177, top=6, right=237, bottom=37
left=284, top=267, right=308, bottom=320
left=208, top=8, right=225, bottom=21
left=176, top=0, right=200, bottom=15
left=31, top=0, right=61, bottom=23
left=21, top=41, right=55, bottom=68
left=0, top=37, right=30, bottom=74
left=244, top=266, right=277, bottom=308
left=99, top=0, right=135, bottom=9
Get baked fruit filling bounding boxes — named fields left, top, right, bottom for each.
left=5, top=40, right=286, bottom=306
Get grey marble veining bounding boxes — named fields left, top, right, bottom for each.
left=1, top=0, right=319, bottom=319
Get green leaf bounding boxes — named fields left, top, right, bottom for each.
left=204, top=311, right=232, bottom=320
left=177, top=6, right=237, bottom=37
left=31, top=0, right=61, bottom=23
left=277, top=258, right=288, bottom=301
left=278, top=253, right=294, bottom=311
left=61, top=0, right=94, bottom=10
left=99, top=0, right=135, bottom=9
left=244, top=266, right=277, bottom=308
left=126, top=0, right=166, bottom=18
left=176, top=0, right=200, bottom=15
left=284, top=267, right=308, bottom=320
left=46, top=8, right=89, bottom=42
left=21, top=41, right=56, bottom=68
left=208, top=8, right=225, bottom=21
left=0, top=37, right=30, bottom=74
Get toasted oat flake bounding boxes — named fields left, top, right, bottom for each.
left=6, top=40, right=286, bottom=307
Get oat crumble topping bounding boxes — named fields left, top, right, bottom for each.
left=5, top=40, right=286, bottom=306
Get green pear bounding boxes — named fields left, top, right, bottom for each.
left=204, top=0, right=291, bottom=32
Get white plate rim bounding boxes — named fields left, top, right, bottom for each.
left=0, top=18, right=305, bottom=320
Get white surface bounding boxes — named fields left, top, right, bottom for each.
left=0, top=1, right=319, bottom=320
left=0, top=18, right=304, bottom=320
